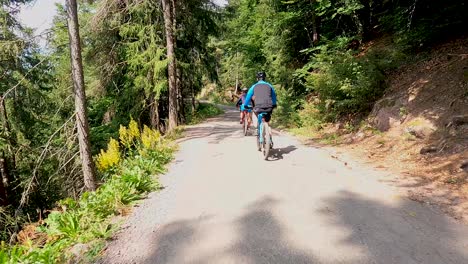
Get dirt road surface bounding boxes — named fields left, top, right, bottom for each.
left=101, top=106, right=468, bottom=264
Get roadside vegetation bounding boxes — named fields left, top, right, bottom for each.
left=0, top=121, right=175, bottom=263
left=208, top=0, right=466, bottom=135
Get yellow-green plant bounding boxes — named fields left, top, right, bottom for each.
left=96, top=138, right=121, bottom=171
left=119, top=119, right=140, bottom=149
left=141, top=125, right=161, bottom=149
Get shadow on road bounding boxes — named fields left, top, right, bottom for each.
left=142, top=216, right=211, bottom=264
left=226, top=197, right=317, bottom=264
left=268, top=145, right=297, bottom=161
left=142, top=194, right=468, bottom=264
left=144, top=197, right=317, bottom=264
left=318, top=190, right=468, bottom=264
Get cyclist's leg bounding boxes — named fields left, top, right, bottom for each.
left=244, top=110, right=249, bottom=126
left=256, top=111, right=263, bottom=140
left=247, top=110, right=252, bottom=127
left=240, top=109, right=245, bottom=124
left=263, top=110, right=273, bottom=148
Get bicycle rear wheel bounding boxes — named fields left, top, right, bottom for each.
left=256, top=114, right=262, bottom=151
left=262, top=122, right=271, bottom=160
left=256, top=133, right=261, bottom=151
left=243, top=114, right=248, bottom=136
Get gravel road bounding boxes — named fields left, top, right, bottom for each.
left=100, top=106, right=468, bottom=264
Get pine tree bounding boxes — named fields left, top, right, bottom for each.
left=66, top=0, right=97, bottom=190
left=161, top=0, right=178, bottom=131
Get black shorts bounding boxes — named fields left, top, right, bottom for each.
left=254, top=107, right=273, bottom=122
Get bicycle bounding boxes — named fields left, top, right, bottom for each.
left=240, top=106, right=253, bottom=136
left=256, top=112, right=273, bottom=160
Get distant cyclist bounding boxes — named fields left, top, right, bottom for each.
left=242, top=71, right=277, bottom=124
left=236, top=88, right=253, bottom=124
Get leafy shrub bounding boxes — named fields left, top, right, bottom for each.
left=0, top=124, right=175, bottom=263
left=298, top=102, right=323, bottom=130
left=44, top=211, right=82, bottom=240
left=272, top=87, right=301, bottom=128
left=298, top=40, right=404, bottom=121
left=307, top=50, right=384, bottom=117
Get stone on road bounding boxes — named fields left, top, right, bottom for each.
left=101, top=107, right=468, bottom=264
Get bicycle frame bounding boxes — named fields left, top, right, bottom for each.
left=257, top=113, right=267, bottom=143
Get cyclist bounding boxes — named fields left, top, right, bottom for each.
left=235, top=88, right=253, bottom=124
left=242, top=71, right=277, bottom=125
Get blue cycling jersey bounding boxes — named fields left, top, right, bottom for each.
left=243, top=80, right=277, bottom=110
left=236, top=94, right=252, bottom=108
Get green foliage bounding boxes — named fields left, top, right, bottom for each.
left=306, top=51, right=383, bottom=117
left=379, top=0, right=468, bottom=49
left=1, top=0, right=220, bottom=244
left=1, top=0, right=82, bottom=237
left=186, top=103, right=224, bottom=124
left=297, top=102, right=323, bottom=130
left=0, top=207, right=24, bottom=243
left=0, top=127, right=174, bottom=263
left=206, top=92, right=231, bottom=105
left=298, top=39, right=405, bottom=120
left=216, top=0, right=467, bottom=132
left=118, top=0, right=168, bottom=98
left=271, top=87, right=301, bottom=128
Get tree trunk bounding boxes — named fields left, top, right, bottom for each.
left=66, top=0, right=97, bottom=191
left=176, top=68, right=184, bottom=124
left=0, top=97, right=15, bottom=193
left=311, top=0, right=320, bottom=44
left=179, top=91, right=185, bottom=124
left=149, top=93, right=160, bottom=131
left=0, top=97, right=11, bottom=137
left=311, top=18, right=319, bottom=44
left=0, top=155, right=9, bottom=205
left=161, top=0, right=178, bottom=131
left=171, top=0, right=183, bottom=124
left=352, top=7, right=364, bottom=40
left=191, top=82, right=196, bottom=113
left=312, top=18, right=320, bottom=44
left=357, top=0, right=373, bottom=40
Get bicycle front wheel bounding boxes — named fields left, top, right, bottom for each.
left=262, top=122, right=271, bottom=160
left=256, top=132, right=261, bottom=151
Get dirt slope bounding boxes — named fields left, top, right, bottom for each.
left=338, top=37, right=468, bottom=222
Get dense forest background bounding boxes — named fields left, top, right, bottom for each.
left=0, top=0, right=467, bottom=260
